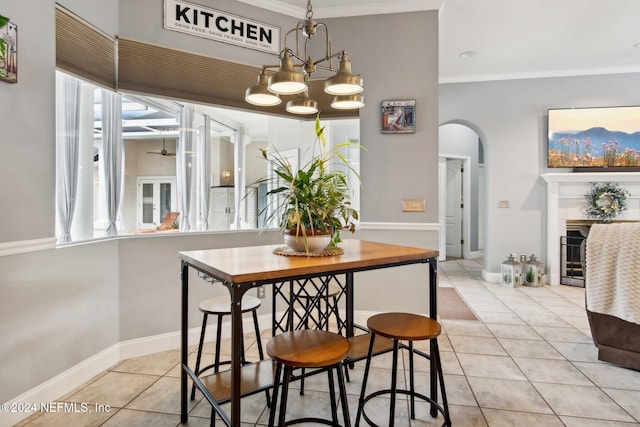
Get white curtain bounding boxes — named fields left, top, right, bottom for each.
left=177, top=104, right=194, bottom=231
left=198, top=115, right=211, bottom=231
left=55, top=72, right=81, bottom=244
left=101, top=89, right=124, bottom=236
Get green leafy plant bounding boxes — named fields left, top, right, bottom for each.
left=526, top=268, right=535, bottom=283
left=257, top=114, right=361, bottom=250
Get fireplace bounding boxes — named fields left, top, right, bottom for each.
left=541, top=172, right=640, bottom=285
left=560, top=220, right=595, bottom=287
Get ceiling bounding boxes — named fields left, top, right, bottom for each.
left=240, top=0, right=640, bottom=83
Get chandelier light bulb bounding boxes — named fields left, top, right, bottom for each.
left=268, top=50, right=307, bottom=95
left=245, top=70, right=281, bottom=106
left=331, top=94, right=365, bottom=110
left=324, top=53, right=363, bottom=96
left=286, top=90, right=318, bottom=115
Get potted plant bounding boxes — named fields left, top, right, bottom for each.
left=258, top=115, right=360, bottom=254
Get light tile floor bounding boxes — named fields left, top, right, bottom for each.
left=15, top=258, right=640, bottom=426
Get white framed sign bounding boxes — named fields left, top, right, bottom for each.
left=164, top=0, right=280, bottom=54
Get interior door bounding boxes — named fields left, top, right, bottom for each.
left=208, top=187, right=234, bottom=230
left=446, top=159, right=463, bottom=258
left=136, top=177, right=177, bottom=229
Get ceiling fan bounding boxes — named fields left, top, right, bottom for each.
left=147, top=138, right=176, bottom=157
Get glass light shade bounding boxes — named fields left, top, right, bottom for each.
left=286, top=91, right=318, bottom=114
left=331, top=94, right=365, bottom=110
left=324, top=53, right=364, bottom=95
left=268, top=50, right=307, bottom=95
left=245, top=71, right=281, bottom=106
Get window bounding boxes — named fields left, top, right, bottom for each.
left=55, top=72, right=360, bottom=242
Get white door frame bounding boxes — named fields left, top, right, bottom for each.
left=439, top=154, right=472, bottom=261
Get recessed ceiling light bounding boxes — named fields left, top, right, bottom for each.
left=459, top=50, right=477, bottom=59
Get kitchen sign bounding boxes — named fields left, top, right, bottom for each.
left=164, top=0, right=280, bottom=54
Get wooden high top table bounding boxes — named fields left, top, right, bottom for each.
left=179, top=239, right=439, bottom=426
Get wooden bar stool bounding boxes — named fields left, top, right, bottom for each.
left=190, top=295, right=265, bottom=401
left=290, top=282, right=344, bottom=395
left=267, top=330, right=351, bottom=427
left=355, top=312, right=451, bottom=427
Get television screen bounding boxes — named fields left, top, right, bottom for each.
left=547, top=106, right=640, bottom=168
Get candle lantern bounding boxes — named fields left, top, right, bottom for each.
left=501, top=254, right=522, bottom=287
left=524, top=254, right=544, bottom=287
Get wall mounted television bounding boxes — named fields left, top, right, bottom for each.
left=547, top=106, right=640, bottom=170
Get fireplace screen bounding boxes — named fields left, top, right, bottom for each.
left=560, top=229, right=587, bottom=287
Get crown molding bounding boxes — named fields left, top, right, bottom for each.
left=439, top=65, right=640, bottom=84
left=236, top=0, right=442, bottom=19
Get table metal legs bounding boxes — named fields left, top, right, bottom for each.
left=429, top=258, right=438, bottom=417
left=180, top=261, right=189, bottom=424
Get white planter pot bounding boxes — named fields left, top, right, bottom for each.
left=284, top=233, right=331, bottom=253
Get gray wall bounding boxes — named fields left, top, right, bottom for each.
left=0, top=1, right=56, bottom=243
left=0, top=240, right=120, bottom=403
left=0, top=0, right=440, bottom=406
left=118, top=0, right=296, bottom=70
left=0, top=227, right=437, bottom=403
left=440, top=72, right=640, bottom=275
left=326, top=12, right=440, bottom=224
left=117, top=0, right=441, bottom=224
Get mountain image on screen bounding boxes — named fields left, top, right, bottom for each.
left=548, top=127, right=640, bottom=168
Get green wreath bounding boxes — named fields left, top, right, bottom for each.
left=584, top=182, right=629, bottom=223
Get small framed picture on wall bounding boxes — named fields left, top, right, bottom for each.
left=0, top=15, right=17, bottom=84
left=381, top=99, right=415, bottom=134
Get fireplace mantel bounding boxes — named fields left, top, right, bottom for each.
left=541, top=172, right=640, bottom=184
left=541, top=172, right=640, bottom=285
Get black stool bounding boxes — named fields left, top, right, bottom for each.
left=355, top=312, right=451, bottom=427
left=267, top=329, right=351, bottom=427
left=190, top=295, right=265, bottom=400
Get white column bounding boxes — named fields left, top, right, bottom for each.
left=234, top=128, right=248, bottom=228
left=546, top=181, right=560, bottom=285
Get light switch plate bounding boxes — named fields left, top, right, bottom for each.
left=498, top=200, right=510, bottom=208
left=402, top=199, right=425, bottom=212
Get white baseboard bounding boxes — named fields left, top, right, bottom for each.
left=0, top=344, right=120, bottom=427
left=467, top=250, right=483, bottom=259
left=2, top=309, right=384, bottom=427
left=483, top=269, right=501, bottom=283
left=119, top=313, right=275, bottom=360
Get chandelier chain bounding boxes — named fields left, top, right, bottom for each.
left=306, top=0, right=313, bottom=19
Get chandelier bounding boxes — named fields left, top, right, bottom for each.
left=245, top=0, right=364, bottom=114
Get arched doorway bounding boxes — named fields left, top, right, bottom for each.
left=438, top=122, right=485, bottom=260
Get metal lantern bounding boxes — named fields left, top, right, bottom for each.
left=501, top=254, right=522, bottom=287
left=523, top=254, right=544, bottom=287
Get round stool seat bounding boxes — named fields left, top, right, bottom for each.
left=267, top=330, right=351, bottom=368
left=199, top=295, right=261, bottom=315
left=367, top=312, right=441, bottom=341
